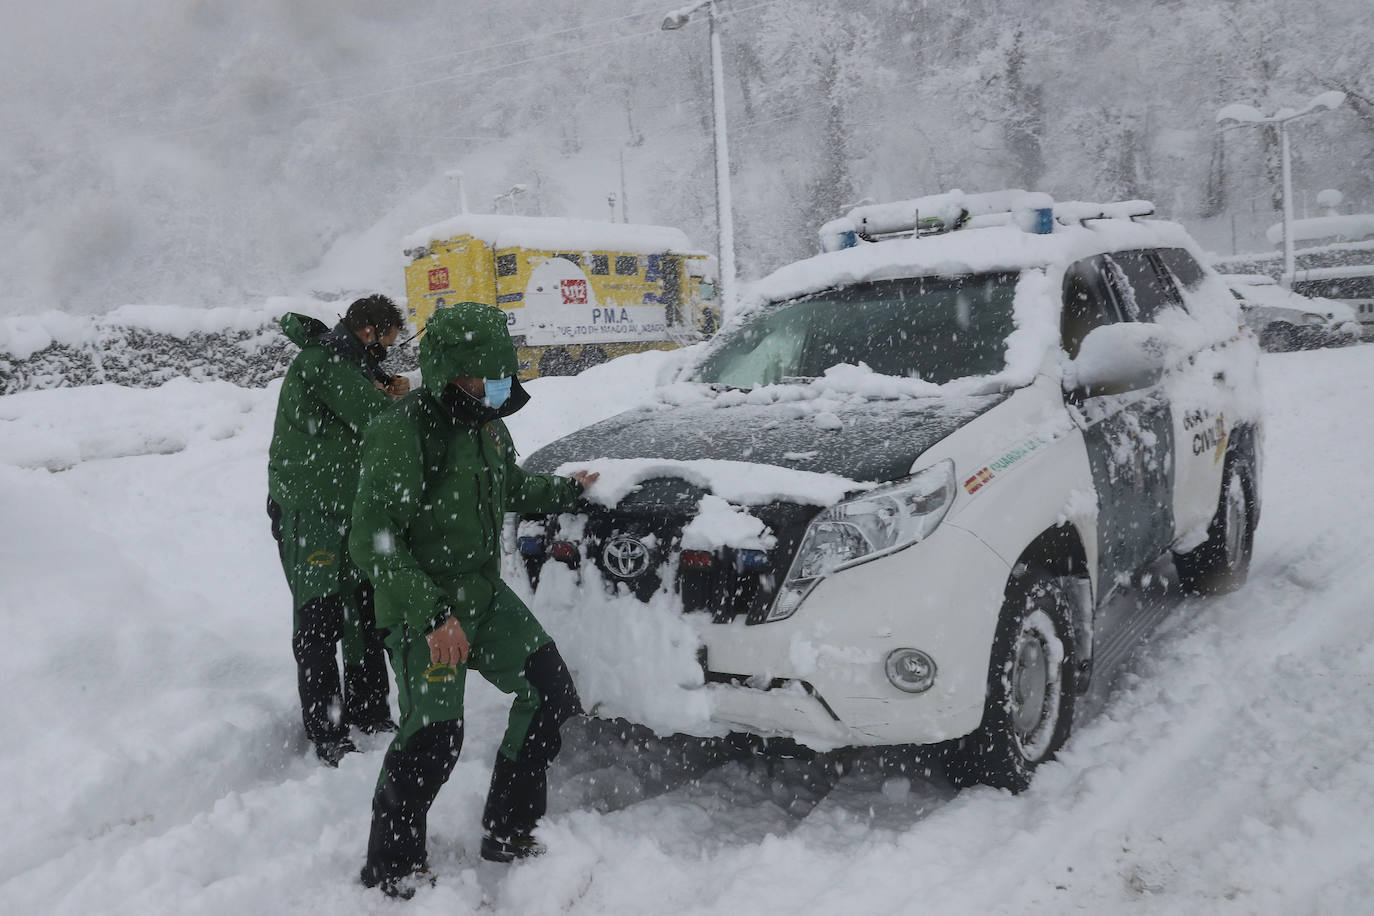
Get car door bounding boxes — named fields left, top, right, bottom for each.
left=1151, top=247, right=1236, bottom=542
left=1062, top=254, right=1175, bottom=599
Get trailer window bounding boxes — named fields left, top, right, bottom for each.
left=1293, top=275, right=1374, bottom=299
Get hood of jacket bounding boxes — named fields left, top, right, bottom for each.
left=280, top=312, right=329, bottom=348
left=419, top=302, right=519, bottom=397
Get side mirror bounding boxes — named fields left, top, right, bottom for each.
left=1066, top=323, right=1175, bottom=399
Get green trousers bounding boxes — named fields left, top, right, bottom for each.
left=269, top=497, right=391, bottom=740
left=273, top=501, right=369, bottom=664
left=385, top=578, right=553, bottom=760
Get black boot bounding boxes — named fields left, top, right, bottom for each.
left=480, top=834, right=545, bottom=863
left=364, top=866, right=435, bottom=899
left=315, top=735, right=358, bottom=767
left=360, top=721, right=464, bottom=886
left=481, top=644, right=582, bottom=851
left=344, top=661, right=396, bottom=734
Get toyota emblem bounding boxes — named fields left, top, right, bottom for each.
left=603, top=534, right=651, bottom=579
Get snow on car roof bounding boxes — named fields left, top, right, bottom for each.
left=1220, top=273, right=1278, bottom=287
left=739, top=217, right=1202, bottom=318
left=1265, top=213, right=1374, bottom=247
left=402, top=213, right=702, bottom=256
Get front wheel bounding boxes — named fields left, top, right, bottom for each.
left=1173, top=456, right=1253, bottom=595
left=1259, top=321, right=1299, bottom=352
left=947, top=571, right=1077, bottom=793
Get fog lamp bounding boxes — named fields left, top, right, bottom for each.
left=885, top=648, right=936, bottom=694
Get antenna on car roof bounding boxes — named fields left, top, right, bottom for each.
left=1054, top=200, right=1156, bottom=227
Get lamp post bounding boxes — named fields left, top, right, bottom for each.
left=663, top=0, right=737, bottom=313
left=1217, top=90, right=1346, bottom=284
left=493, top=184, right=528, bottom=215
left=445, top=169, right=469, bottom=214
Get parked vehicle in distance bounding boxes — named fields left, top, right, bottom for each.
left=520, top=189, right=1263, bottom=793
left=1222, top=273, right=1361, bottom=351
left=1289, top=264, right=1374, bottom=340
left=402, top=214, right=718, bottom=378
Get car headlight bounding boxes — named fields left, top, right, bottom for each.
left=766, top=459, right=956, bottom=622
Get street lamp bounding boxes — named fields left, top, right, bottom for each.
left=493, top=184, right=528, bottom=215
left=1217, top=90, right=1346, bottom=284
left=445, top=169, right=469, bottom=214
left=663, top=0, right=737, bottom=314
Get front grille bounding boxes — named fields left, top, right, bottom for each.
left=526, top=488, right=819, bottom=624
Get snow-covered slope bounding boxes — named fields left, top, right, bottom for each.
left=2, top=346, right=1371, bottom=914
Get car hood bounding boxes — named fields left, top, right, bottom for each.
left=524, top=391, right=1008, bottom=484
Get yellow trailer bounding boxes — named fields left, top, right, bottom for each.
left=402, top=214, right=717, bottom=377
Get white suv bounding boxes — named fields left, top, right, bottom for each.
left=521, top=190, right=1262, bottom=792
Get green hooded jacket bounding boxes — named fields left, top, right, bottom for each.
left=267, top=313, right=393, bottom=516
left=348, top=303, right=582, bottom=632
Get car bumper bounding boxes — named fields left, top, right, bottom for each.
left=695, top=521, right=1011, bottom=748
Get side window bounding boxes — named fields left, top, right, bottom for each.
left=589, top=254, right=609, bottom=275
left=1156, top=248, right=1206, bottom=291
left=1061, top=256, right=1122, bottom=359
left=614, top=255, right=639, bottom=276
left=495, top=253, right=518, bottom=277
left=1103, top=250, right=1184, bottom=322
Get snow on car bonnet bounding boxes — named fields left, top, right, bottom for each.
left=556, top=457, right=868, bottom=509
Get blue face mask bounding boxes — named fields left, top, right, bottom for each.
left=483, top=376, right=512, bottom=409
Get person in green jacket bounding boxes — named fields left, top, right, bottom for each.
left=267, top=294, right=411, bottom=767
left=350, top=303, right=597, bottom=896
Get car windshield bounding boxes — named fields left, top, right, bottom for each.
left=693, top=272, right=1020, bottom=388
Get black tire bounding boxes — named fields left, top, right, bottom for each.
left=947, top=571, right=1077, bottom=793
left=1173, top=454, right=1254, bottom=595
left=538, top=348, right=579, bottom=377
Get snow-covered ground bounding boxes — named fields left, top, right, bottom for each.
left=2, top=344, right=1372, bottom=914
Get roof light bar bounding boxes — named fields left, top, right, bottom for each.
left=819, top=189, right=1054, bottom=251
left=818, top=190, right=1159, bottom=251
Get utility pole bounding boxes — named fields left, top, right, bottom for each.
left=663, top=0, right=737, bottom=313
